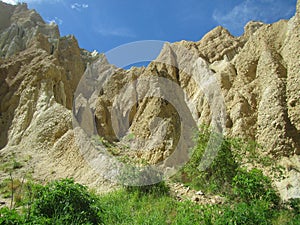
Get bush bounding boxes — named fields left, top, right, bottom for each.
left=0, top=207, right=24, bottom=225
left=30, top=178, right=102, bottom=224
left=232, top=168, right=280, bottom=205
left=182, top=126, right=238, bottom=194
left=215, top=200, right=273, bottom=225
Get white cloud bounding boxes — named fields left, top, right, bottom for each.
left=1, top=0, right=18, bottom=4
left=71, top=3, right=88, bottom=11
left=212, top=0, right=295, bottom=35
left=1, top=0, right=62, bottom=5
left=46, top=16, right=63, bottom=25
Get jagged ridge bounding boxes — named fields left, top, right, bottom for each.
left=0, top=1, right=299, bottom=201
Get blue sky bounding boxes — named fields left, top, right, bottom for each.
left=1, top=0, right=297, bottom=53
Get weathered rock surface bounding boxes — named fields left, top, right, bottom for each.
left=0, top=2, right=113, bottom=193
left=0, top=0, right=299, bottom=200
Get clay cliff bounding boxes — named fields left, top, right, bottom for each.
left=0, top=1, right=299, bottom=200
left=0, top=2, right=112, bottom=192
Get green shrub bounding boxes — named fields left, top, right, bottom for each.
left=0, top=207, right=24, bottom=225
left=232, top=168, right=280, bottom=205
left=30, top=178, right=102, bottom=225
left=215, top=200, right=272, bottom=225
left=181, top=126, right=238, bottom=194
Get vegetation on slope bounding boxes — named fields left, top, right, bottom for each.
left=1, top=128, right=299, bottom=224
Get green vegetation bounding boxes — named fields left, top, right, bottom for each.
left=0, top=157, right=23, bottom=173
left=176, top=125, right=283, bottom=195
left=0, top=179, right=103, bottom=225
left=232, top=168, right=280, bottom=204
left=0, top=178, right=23, bottom=206
left=179, top=126, right=238, bottom=194
left=0, top=127, right=299, bottom=224
left=1, top=177, right=299, bottom=224
left=1, top=176, right=299, bottom=224
left=31, top=179, right=103, bottom=224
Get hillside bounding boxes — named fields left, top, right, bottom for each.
left=0, top=0, right=299, bottom=206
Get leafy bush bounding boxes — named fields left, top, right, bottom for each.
left=181, top=126, right=238, bottom=194
left=232, top=168, right=280, bottom=205
left=215, top=200, right=273, bottom=225
left=0, top=207, right=24, bottom=225
left=30, top=178, right=102, bottom=224
left=0, top=179, right=103, bottom=224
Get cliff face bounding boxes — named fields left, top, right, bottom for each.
left=0, top=1, right=299, bottom=199
left=89, top=7, right=300, bottom=156
left=0, top=2, right=112, bottom=192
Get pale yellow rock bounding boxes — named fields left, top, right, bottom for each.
left=0, top=0, right=299, bottom=200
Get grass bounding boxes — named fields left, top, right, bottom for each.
left=93, top=186, right=300, bottom=224
left=100, top=187, right=223, bottom=225
left=0, top=126, right=299, bottom=224
left=100, top=189, right=175, bottom=224
left=0, top=178, right=300, bottom=224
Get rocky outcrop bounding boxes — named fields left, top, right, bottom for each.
left=0, top=2, right=112, bottom=192
left=81, top=0, right=299, bottom=198
left=0, top=0, right=299, bottom=200
left=0, top=3, right=58, bottom=58
left=88, top=12, right=299, bottom=159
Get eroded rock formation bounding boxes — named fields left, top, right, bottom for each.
left=0, top=1, right=299, bottom=199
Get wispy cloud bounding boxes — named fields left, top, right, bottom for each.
left=70, top=3, right=88, bottom=11
left=1, top=0, right=62, bottom=5
left=212, top=0, right=295, bottom=35
left=1, top=0, right=18, bottom=4
left=46, top=16, right=63, bottom=25
left=95, top=26, right=136, bottom=38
